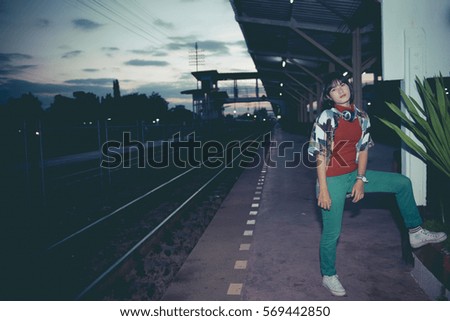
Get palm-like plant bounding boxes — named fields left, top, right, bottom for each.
left=378, top=75, right=450, bottom=179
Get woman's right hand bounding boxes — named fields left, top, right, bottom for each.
left=318, top=189, right=332, bottom=210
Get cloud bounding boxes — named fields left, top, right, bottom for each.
left=72, top=18, right=102, bottom=31
left=0, top=79, right=69, bottom=95
left=198, top=40, right=230, bottom=55
left=153, top=18, right=174, bottom=30
left=0, top=64, right=37, bottom=76
left=232, top=40, right=247, bottom=48
left=102, top=46, right=120, bottom=57
left=0, top=53, right=33, bottom=63
left=83, top=68, right=100, bottom=72
left=153, top=51, right=168, bottom=57
left=0, top=53, right=35, bottom=76
left=166, top=42, right=191, bottom=51
left=36, top=18, right=50, bottom=28
left=129, top=49, right=152, bottom=55
left=102, top=47, right=120, bottom=52
left=178, top=72, right=196, bottom=81
left=129, top=49, right=168, bottom=57
left=62, top=50, right=83, bottom=59
left=64, top=78, right=114, bottom=86
left=166, top=39, right=230, bottom=55
left=168, top=35, right=197, bottom=44
left=124, top=59, right=169, bottom=67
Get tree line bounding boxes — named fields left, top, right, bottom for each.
left=0, top=80, right=195, bottom=126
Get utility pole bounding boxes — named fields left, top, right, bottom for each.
left=189, top=42, right=205, bottom=89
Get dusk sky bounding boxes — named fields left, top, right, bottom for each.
left=0, top=0, right=258, bottom=110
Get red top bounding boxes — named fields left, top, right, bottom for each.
left=326, top=105, right=362, bottom=177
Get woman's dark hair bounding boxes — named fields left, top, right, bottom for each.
left=320, top=72, right=354, bottom=110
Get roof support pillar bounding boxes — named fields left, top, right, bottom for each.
left=304, top=99, right=309, bottom=123
left=255, top=78, right=259, bottom=98
left=308, top=92, right=315, bottom=123
left=352, top=27, right=362, bottom=108
left=315, top=82, right=321, bottom=119
left=299, top=100, right=305, bottom=123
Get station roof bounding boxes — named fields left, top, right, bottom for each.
left=230, top=0, right=381, bottom=109
left=192, top=70, right=260, bottom=81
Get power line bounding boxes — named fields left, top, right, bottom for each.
left=116, top=0, right=173, bottom=40
left=96, top=0, right=173, bottom=46
left=108, top=0, right=197, bottom=63
left=73, top=0, right=160, bottom=46
left=73, top=0, right=196, bottom=67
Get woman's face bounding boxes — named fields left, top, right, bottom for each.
left=327, top=80, right=351, bottom=106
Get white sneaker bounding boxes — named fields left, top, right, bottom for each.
left=322, top=275, right=346, bottom=296
left=409, top=227, right=447, bottom=249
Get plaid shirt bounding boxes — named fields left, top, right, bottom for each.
left=308, top=106, right=374, bottom=166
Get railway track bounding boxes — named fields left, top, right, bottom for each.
left=2, top=125, right=272, bottom=300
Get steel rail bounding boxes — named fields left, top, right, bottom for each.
left=47, top=133, right=256, bottom=250
left=51, top=140, right=167, bottom=182
left=46, top=166, right=196, bottom=250
left=75, top=134, right=263, bottom=300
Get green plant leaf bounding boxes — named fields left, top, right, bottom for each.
left=379, top=76, right=450, bottom=180
left=406, top=78, right=450, bottom=164
left=379, top=117, right=450, bottom=177
left=400, top=88, right=447, bottom=156
left=432, top=77, right=450, bottom=150
left=429, top=77, right=450, bottom=154
left=385, top=100, right=445, bottom=162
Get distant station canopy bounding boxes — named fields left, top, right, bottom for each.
left=181, top=70, right=276, bottom=120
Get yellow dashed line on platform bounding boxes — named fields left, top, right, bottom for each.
left=227, top=167, right=267, bottom=297
left=227, top=283, right=243, bottom=296
left=234, top=260, right=248, bottom=270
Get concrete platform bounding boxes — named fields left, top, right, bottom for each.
left=163, top=125, right=429, bottom=301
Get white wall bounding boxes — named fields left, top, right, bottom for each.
left=381, top=0, right=450, bottom=205
left=382, top=0, right=450, bottom=80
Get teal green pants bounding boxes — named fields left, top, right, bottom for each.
left=320, top=170, right=423, bottom=276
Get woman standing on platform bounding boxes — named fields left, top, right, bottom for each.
left=308, top=72, right=447, bottom=297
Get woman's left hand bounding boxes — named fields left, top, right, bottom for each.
left=351, top=180, right=365, bottom=203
